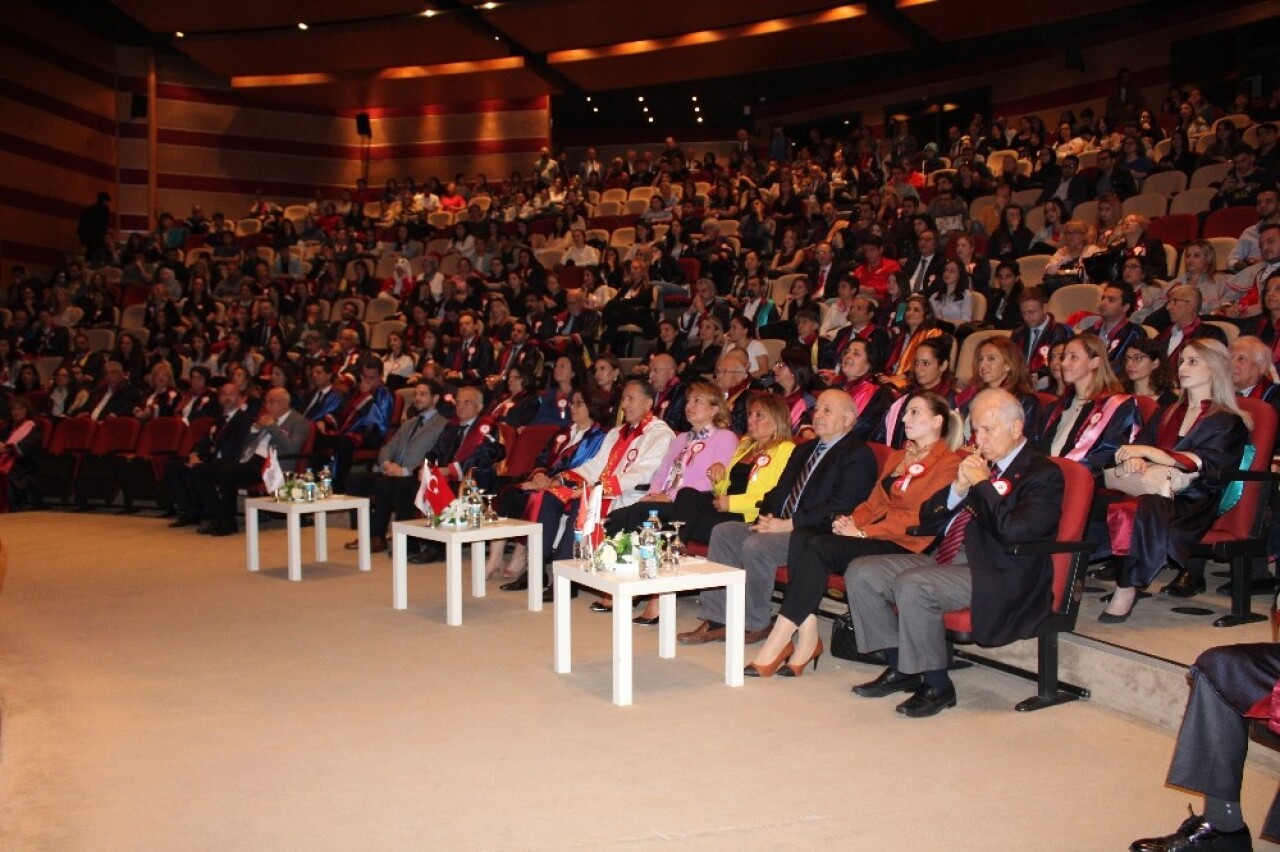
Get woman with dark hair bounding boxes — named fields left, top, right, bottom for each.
left=1102, top=339, right=1250, bottom=618
left=663, top=217, right=692, bottom=261
left=882, top=294, right=942, bottom=386
left=178, top=366, right=219, bottom=420
left=768, top=228, right=806, bottom=277
left=771, top=347, right=817, bottom=433
left=1028, top=146, right=1061, bottom=189
left=0, top=395, right=43, bottom=512
left=12, top=364, right=40, bottom=395
left=216, top=331, right=259, bottom=379
left=488, top=362, right=541, bottom=427
left=927, top=260, right=973, bottom=327
left=746, top=391, right=963, bottom=677
left=952, top=232, right=990, bottom=293
left=1036, top=333, right=1141, bottom=480
left=531, top=355, right=584, bottom=425
left=600, top=266, right=657, bottom=354
left=836, top=339, right=896, bottom=442
left=1118, top=136, right=1154, bottom=182
left=1156, top=129, right=1198, bottom=178
left=638, top=319, right=689, bottom=369
left=954, top=336, right=1043, bottom=438
left=724, top=313, right=769, bottom=379
left=487, top=388, right=610, bottom=580
left=1031, top=198, right=1069, bottom=252
left=680, top=315, right=725, bottom=382
left=989, top=205, right=1034, bottom=262
left=1122, top=337, right=1179, bottom=407
left=46, top=365, right=87, bottom=419
left=380, top=331, right=417, bottom=390
left=1198, top=120, right=1241, bottom=167
left=876, top=334, right=955, bottom=447
left=111, top=331, right=149, bottom=387
left=599, top=246, right=625, bottom=289
left=591, top=354, right=624, bottom=426
left=345, top=260, right=379, bottom=299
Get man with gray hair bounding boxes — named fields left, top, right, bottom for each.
left=1159, top=283, right=1227, bottom=364
left=848, top=388, right=1062, bottom=718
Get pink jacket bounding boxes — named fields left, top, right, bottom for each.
left=649, top=427, right=740, bottom=498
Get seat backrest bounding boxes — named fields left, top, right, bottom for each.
left=1146, top=213, right=1199, bottom=250
left=1121, top=193, right=1168, bottom=221
left=1190, top=162, right=1232, bottom=189
left=1046, top=283, right=1102, bottom=321
left=866, top=441, right=893, bottom=472
left=1140, top=170, right=1186, bottom=197
left=1168, top=187, right=1216, bottom=216
left=1203, top=206, right=1258, bottom=240
left=1048, top=457, right=1094, bottom=612
left=505, top=424, right=563, bottom=479
left=90, top=416, right=141, bottom=454
left=137, top=416, right=187, bottom=457
left=1208, top=399, right=1276, bottom=541
left=1016, top=254, right=1054, bottom=287
left=50, top=415, right=98, bottom=454
left=955, top=329, right=1011, bottom=384
left=178, top=417, right=216, bottom=456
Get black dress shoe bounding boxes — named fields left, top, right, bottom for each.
left=1130, top=809, right=1252, bottom=851
left=210, top=524, right=237, bottom=537
left=542, top=583, right=577, bottom=603
left=501, top=573, right=529, bottom=592
left=852, top=668, right=923, bottom=698
left=895, top=684, right=958, bottom=717
left=168, top=515, right=200, bottom=528
left=407, top=543, right=445, bottom=564
left=633, top=615, right=659, bottom=625
left=1161, top=570, right=1207, bottom=598
left=1215, top=577, right=1277, bottom=596
left=196, top=520, right=217, bottom=535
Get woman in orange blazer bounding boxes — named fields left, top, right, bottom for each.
left=746, top=391, right=964, bottom=677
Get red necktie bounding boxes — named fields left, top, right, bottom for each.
left=935, top=462, right=998, bottom=565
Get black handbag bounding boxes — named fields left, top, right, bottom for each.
left=828, top=613, right=886, bottom=665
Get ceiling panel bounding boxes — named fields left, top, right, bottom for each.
left=903, top=0, right=1146, bottom=42
left=235, top=68, right=555, bottom=112
left=110, top=0, right=425, bottom=35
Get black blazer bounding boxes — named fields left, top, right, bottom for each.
left=917, top=443, right=1063, bottom=646
left=898, top=254, right=946, bottom=295
left=193, top=410, right=253, bottom=463
left=1035, top=175, right=1094, bottom=214
left=758, top=431, right=877, bottom=530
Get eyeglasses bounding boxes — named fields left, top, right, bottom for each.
left=713, top=368, right=745, bottom=376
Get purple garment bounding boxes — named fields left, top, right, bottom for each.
left=649, top=427, right=740, bottom=498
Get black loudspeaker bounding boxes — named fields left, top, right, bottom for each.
left=355, top=113, right=372, bottom=137
left=1065, top=45, right=1084, bottom=72
left=130, top=93, right=148, bottom=119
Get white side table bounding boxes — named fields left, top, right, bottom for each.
left=244, top=495, right=371, bottom=582
left=552, top=559, right=746, bottom=706
left=390, top=518, right=543, bottom=625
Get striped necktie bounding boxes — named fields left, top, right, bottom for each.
left=935, top=462, right=999, bottom=564
left=781, top=441, right=826, bottom=518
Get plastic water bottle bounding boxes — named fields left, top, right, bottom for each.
left=304, top=470, right=317, bottom=502
left=573, top=530, right=587, bottom=570
left=319, top=466, right=332, bottom=499
left=638, top=521, right=659, bottom=579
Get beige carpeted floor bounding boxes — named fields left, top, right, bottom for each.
left=2, top=511, right=1278, bottom=850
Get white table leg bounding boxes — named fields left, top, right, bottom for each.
left=658, top=593, right=676, bottom=659
left=526, top=527, right=543, bottom=613
left=446, top=539, right=463, bottom=626
left=246, top=506, right=260, bottom=573
left=724, top=580, right=745, bottom=687
left=471, top=541, right=486, bottom=598
left=314, top=510, right=328, bottom=562
left=392, top=530, right=408, bottom=610
left=356, top=504, right=371, bottom=572
left=286, top=511, right=303, bottom=582
left=613, top=590, right=634, bottom=706
left=553, top=571, right=572, bottom=674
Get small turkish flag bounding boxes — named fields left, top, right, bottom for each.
left=415, top=462, right=454, bottom=516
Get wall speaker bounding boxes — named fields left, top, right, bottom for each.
left=130, top=93, right=148, bottom=119
left=355, top=113, right=372, bottom=137
left=1065, top=45, right=1084, bottom=72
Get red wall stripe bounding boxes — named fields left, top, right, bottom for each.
left=0, top=25, right=116, bottom=89
left=0, top=77, right=116, bottom=135
left=992, top=66, right=1171, bottom=117
left=0, top=185, right=83, bottom=221
left=155, top=128, right=545, bottom=160
left=157, top=173, right=351, bottom=200
left=120, top=169, right=149, bottom=185
left=119, top=123, right=147, bottom=139
left=335, top=96, right=550, bottom=119
left=119, top=214, right=151, bottom=231
left=0, top=240, right=70, bottom=267
left=0, top=131, right=115, bottom=182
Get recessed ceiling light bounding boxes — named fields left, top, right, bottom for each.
left=493, top=35, right=500, bottom=40
left=174, top=31, right=184, bottom=38
left=642, top=107, right=648, bottom=112
left=648, top=117, right=654, bottom=123
left=297, top=22, right=308, bottom=30
left=585, top=96, right=591, bottom=102
left=421, top=8, right=436, bottom=16
left=637, top=96, right=644, bottom=102
left=481, top=1, right=498, bottom=8
left=694, top=106, right=699, bottom=112
left=691, top=96, right=698, bottom=102
left=592, top=107, right=599, bottom=113
left=697, top=117, right=703, bottom=123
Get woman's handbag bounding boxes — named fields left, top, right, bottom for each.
left=1103, top=463, right=1197, bottom=498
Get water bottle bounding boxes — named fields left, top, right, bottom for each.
left=638, top=521, right=659, bottom=579
left=303, top=470, right=317, bottom=502
left=573, top=530, right=587, bottom=569
left=319, top=465, right=332, bottom=498
left=466, top=477, right=483, bottom=528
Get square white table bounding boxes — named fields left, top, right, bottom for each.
left=244, top=495, right=371, bottom=582
left=390, top=518, right=543, bottom=625
left=552, top=559, right=746, bottom=706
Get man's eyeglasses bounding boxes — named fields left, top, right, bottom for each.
left=713, top=368, right=745, bottom=376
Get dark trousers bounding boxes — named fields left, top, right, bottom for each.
left=164, top=457, right=205, bottom=518
left=535, top=492, right=575, bottom=564
left=1169, top=645, right=1280, bottom=831
left=348, top=471, right=422, bottom=539
left=665, top=488, right=742, bottom=544
left=605, top=499, right=673, bottom=535
left=311, top=433, right=359, bottom=491
left=779, top=534, right=911, bottom=624
left=195, top=459, right=262, bottom=530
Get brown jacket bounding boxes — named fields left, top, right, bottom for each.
left=850, top=441, right=963, bottom=552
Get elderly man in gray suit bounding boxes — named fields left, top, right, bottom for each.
left=345, top=380, right=447, bottom=553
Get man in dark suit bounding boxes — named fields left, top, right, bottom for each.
left=540, top=289, right=600, bottom=362
left=799, top=241, right=841, bottom=299
left=679, top=389, right=877, bottom=645
left=847, top=388, right=1063, bottom=717
left=1129, top=643, right=1278, bottom=851
left=345, top=380, right=447, bottom=553
left=443, top=309, right=496, bottom=385
left=1035, top=154, right=1093, bottom=216
left=33, top=310, right=70, bottom=357
left=898, top=229, right=946, bottom=295
left=1158, top=284, right=1228, bottom=365
left=165, top=382, right=253, bottom=527
left=647, top=354, right=689, bottom=434
left=427, top=384, right=505, bottom=492
left=299, top=361, right=345, bottom=425
left=66, top=332, right=104, bottom=384
left=1010, top=287, right=1072, bottom=388
left=195, top=386, right=310, bottom=536
left=1091, top=148, right=1137, bottom=201
left=1071, top=281, right=1145, bottom=373
left=81, top=360, right=141, bottom=421
left=487, top=319, right=542, bottom=393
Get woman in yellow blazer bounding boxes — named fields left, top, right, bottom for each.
left=665, top=392, right=795, bottom=543
left=746, top=391, right=964, bottom=677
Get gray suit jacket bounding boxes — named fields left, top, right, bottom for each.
left=377, top=410, right=447, bottom=471
left=240, top=409, right=311, bottom=462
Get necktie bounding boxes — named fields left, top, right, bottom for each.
left=1028, top=327, right=1041, bottom=361
left=914, top=259, right=928, bottom=292
left=396, top=416, right=425, bottom=465
left=817, top=268, right=827, bottom=293
left=935, top=462, right=999, bottom=564
left=781, top=441, right=826, bottom=518
left=305, top=390, right=326, bottom=418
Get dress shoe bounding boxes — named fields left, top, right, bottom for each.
left=541, top=583, right=577, bottom=603
left=209, top=524, right=237, bottom=537
left=1129, top=808, right=1252, bottom=851
left=896, top=684, right=957, bottom=717
left=1215, top=577, right=1276, bottom=596
left=743, top=626, right=772, bottom=644
left=1161, top=570, right=1206, bottom=598
left=852, top=668, right=923, bottom=698
left=168, top=515, right=200, bottom=528
left=196, top=520, right=217, bottom=535
left=745, top=642, right=795, bottom=678
left=778, top=638, right=824, bottom=677
left=677, top=621, right=727, bottom=644
left=500, top=573, right=529, bottom=592
left=1098, top=596, right=1139, bottom=624
left=345, top=536, right=386, bottom=553
left=633, top=615, right=659, bottom=626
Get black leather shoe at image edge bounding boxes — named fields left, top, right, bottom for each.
left=851, top=668, right=922, bottom=699
left=1129, top=809, right=1252, bottom=852
left=500, top=573, right=529, bottom=592
left=1160, top=569, right=1206, bottom=598
left=895, top=684, right=957, bottom=718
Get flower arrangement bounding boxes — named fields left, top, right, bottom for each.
left=436, top=498, right=472, bottom=526
left=592, top=531, right=636, bottom=572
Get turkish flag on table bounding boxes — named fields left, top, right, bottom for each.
left=415, top=463, right=455, bottom=516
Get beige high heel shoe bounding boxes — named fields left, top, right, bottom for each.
left=501, top=543, right=527, bottom=579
